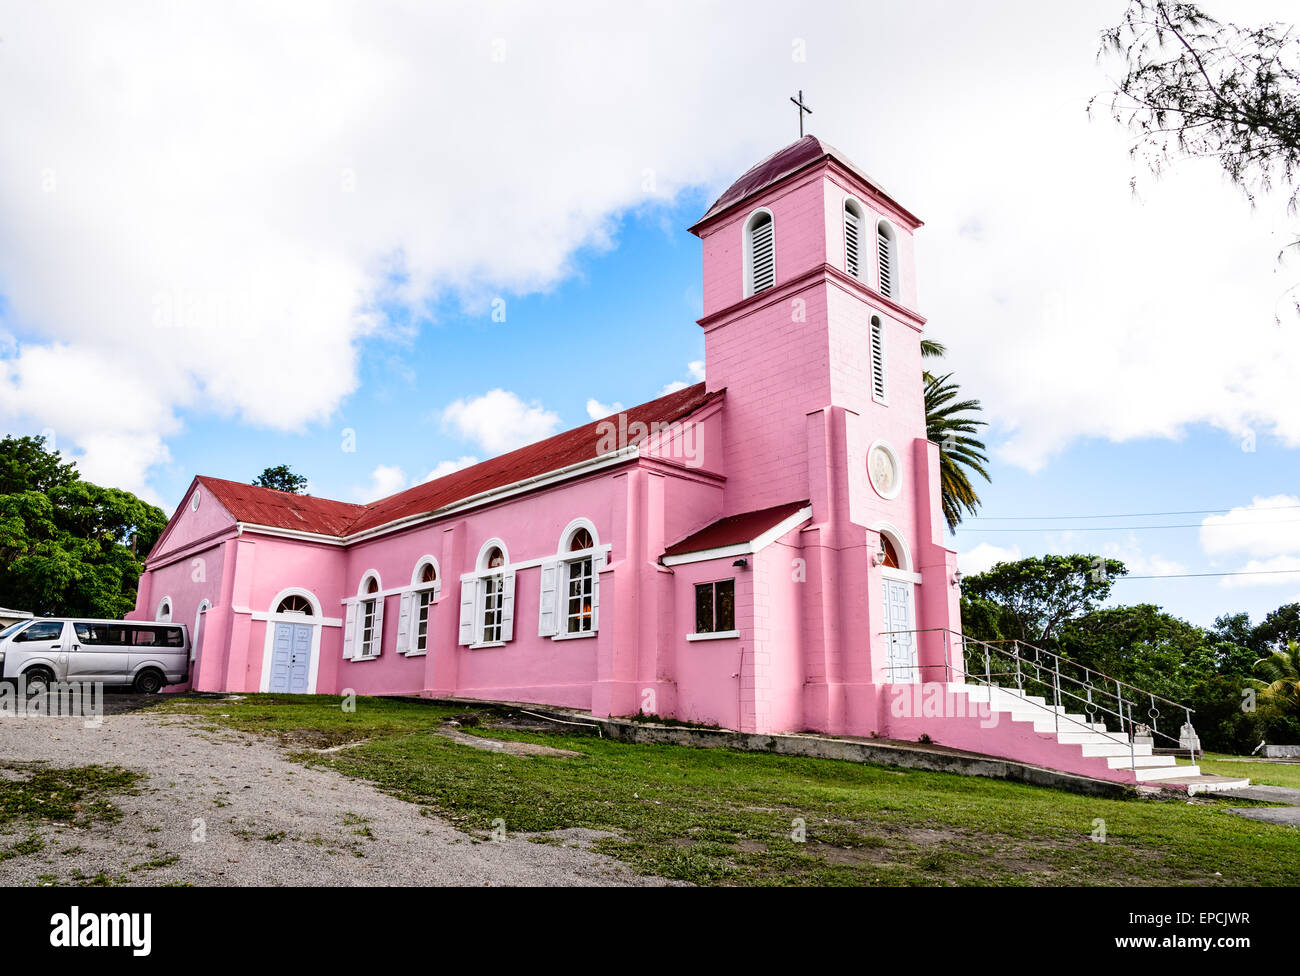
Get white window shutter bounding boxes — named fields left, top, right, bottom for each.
left=395, top=591, right=412, bottom=655
left=591, top=550, right=607, bottom=631
left=371, top=596, right=385, bottom=656
left=877, top=226, right=893, bottom=298
left=538, top=559, right=559, bottom=637
left=342, top=601, right=358, bottom=660
left=500, top=571, right=516, bottom=642
left=458, top=579, right=475, bottom=646
left=871, top=318, right=888, bottom=403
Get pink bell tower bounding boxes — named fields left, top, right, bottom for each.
left=689, top=135, right=962, bottom=735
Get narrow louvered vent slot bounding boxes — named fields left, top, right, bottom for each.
left=750, top=215, right=775, bottom=294
left=871, top=317, right=888, bottom=403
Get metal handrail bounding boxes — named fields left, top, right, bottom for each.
left=879, top=627, right=1200, bottom=762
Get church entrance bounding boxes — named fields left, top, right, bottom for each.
left=268, top=621, right=313, bottom=693
left=882, top=577, right=917, bottom=682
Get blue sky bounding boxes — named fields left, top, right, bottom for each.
left=2, top=1, right=1299, bottom=631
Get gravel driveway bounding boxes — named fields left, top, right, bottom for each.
left=0, top=711, right=676, bottom=886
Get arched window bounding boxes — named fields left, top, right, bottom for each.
left=844, top=199, right=865, bottom=280
left=344, top=573, right=383, bottom=661
left=156, top=598, right=172, bottom=623
left=743, top=208, right=775, bottom=297
left=876, top=220, right=898, bottom=299
left=459, top=541, right=515, bottom=647
left=276, top=594, right=313, bottom=615
left=403, top=558, right=440, bottom=656
left=539, top=520, right=604, bottom=638
left=870, top=315, right=888, bottom=404
left=881, top=535, right=900, bottom=569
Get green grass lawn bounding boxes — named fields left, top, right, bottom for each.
left=1178, top=752, right=1300, bottom=789
left=155, top=694, right=1300, bottom=886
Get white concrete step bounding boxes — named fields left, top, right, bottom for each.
left=1081, top=741, right=1153, bottom=757
left=1055, top=730, right=1131, bottom=745
left=1134, top=764, right=1200, bottom=782
left=1106, top=753, right=1176, bottom=769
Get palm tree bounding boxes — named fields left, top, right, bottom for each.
left=921, top=340, right=989, bottom=532
left=1254, top=643, right=1300, bottom=712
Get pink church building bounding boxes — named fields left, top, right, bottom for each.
left=133, top=135, right=959, bottom=737
left=128, top=135, right=1228, bottom=787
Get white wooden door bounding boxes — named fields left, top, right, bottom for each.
left=882, top=578, right=917, bottom=683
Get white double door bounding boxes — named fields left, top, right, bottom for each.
left=881, top=577, right=917, bottom=683
left=268, top=622, right=313, bottom=694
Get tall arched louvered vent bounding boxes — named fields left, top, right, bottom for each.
left=877, top=221, right=896, bottom=299
left=844, top=202, right=862, bottom=279
left=747, top=211, right=775, bottom=295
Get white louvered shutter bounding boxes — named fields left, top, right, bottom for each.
left=844, top=208, right=861, bottom=279
left=342, top=601, right=358, bottom=660
left=458, top=579, right=475, bottom=646
left=500, top=571, right=516, bottom=642
left=395, top=591, right=412, bottom=655
left=371, top=597, right=384, bottom=656
left=538, top=559, right=559, bottom=637
left=877, top=226, right=893, bottom=298
left=591, top=550, right=607, bottom=631
left=871, top=318, right=888, bottom=403
left=750, top=216, right=775, bottom=294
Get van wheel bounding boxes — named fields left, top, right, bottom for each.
left=23, top=667, right=54, bottom=696
left=133, top=669, right=165, bottom=695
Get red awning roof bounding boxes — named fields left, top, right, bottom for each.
left=689, top=134, right=918, bottom=233
left=191, top=382, right=723, bottom=541
left=662, top=500, right=811, bottom=558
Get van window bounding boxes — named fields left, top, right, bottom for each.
left=0, top=621, right=29, bottom=639
left=134, top=626, right=183, bottom=647
left=13, top=621, right=63, bottom=643
left=80, top=624, right=132, bottom=646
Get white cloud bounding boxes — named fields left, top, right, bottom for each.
left=1219, top=555, right=1300, bottom=589
left=3, top=1, right=1299, bottom=500
left=658, top=359, right=708, bottom=397
left=958, top=542, right=1022, bottom=575
left=440, top=389, right=561, bottom=456
left=1200, top=495, right=1300, bottom=558
left=358, top=463, right=409, bottom=501
left=424, top=455, right=479, bottom=482
left=658, top=381, right=689, bottom=396
left=586, top=398, right=623, bottom=420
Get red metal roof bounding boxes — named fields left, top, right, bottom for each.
left=191, top=383, right=723, bottom=541
left=689, top=134, right=916, bottom=233
left=196, top=477, right=367, bottom=537
left=662, top=500, right=811, bottom=558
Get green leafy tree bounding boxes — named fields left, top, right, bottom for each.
left=0, top=435, right=166, bottom=618
left=959, top=554, right=1127, bottom=646
left=253, top=465, right=308, bottom=494
left=921, top=339, right=990, bottom=532
left=1254, top=642, right=1300, bottom=712
left=1252, top=602, right=1300, bottom=652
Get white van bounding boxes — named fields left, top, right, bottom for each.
left=0, top=618, right=188, bottom=694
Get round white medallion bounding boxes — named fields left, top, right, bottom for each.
left=190, top=491, right=201, bottom=512
left=868, top=441, right=901, bottom=500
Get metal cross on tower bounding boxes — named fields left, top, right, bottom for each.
left=789, top=90, right=812, bottom=137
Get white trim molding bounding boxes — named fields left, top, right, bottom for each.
left=687, top=630, right=741, bottom=642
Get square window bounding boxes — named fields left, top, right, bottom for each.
left=694, top=579, right=735, bottom=635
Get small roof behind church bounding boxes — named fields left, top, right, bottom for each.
left=189, top=382, right=722, bottom=542
left=689, top=134, right=918, bottom=232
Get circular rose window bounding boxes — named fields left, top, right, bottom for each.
left=868, top=441, right=901, bottom=500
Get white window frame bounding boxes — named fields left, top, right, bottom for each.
left=539, top=518, right=607, bottom=640
left=742, top=207, right=776, bottom=298
left=459, top=539, right=515, bottom=649
left=397, top=556, right=441, bottom=657
left=344, top=571, right=384, bottom=661
left=155, top=596, right=173, bottom=623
